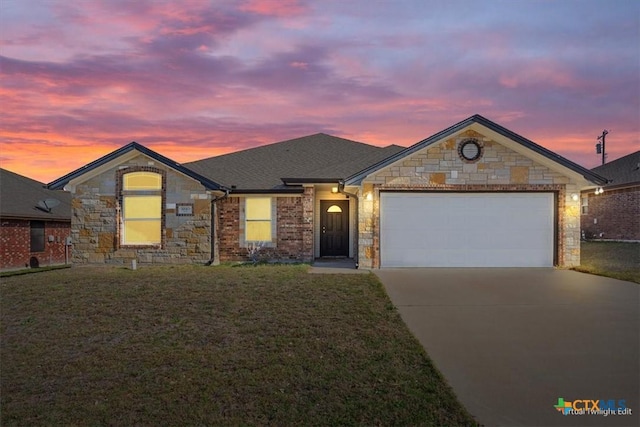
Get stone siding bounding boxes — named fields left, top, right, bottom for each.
left=0, top=219, right=70, bottom=270
left=358, top=129, right=582, bottom=268
left=581, top=186, right=640, bottom=241
left=217, top=192, right=313, bottom=262
left=71, top=154, right=213, bottom=265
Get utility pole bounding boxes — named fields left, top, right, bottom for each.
left=596, top=130, right=609, bottom=165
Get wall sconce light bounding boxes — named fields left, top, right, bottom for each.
left=365, top=192, right=373, bottom=201
left=594, top=187, right=604, bottom=195
left=331, top=186, right=339, bottom=194
left=571, top=193, right=579, bottom=201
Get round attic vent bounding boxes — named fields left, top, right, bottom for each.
left=458, top=138, right=483, bottom=162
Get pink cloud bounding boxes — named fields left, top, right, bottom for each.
left=239, top=0, right=308, bottom=17
left=498, top=60, right=585, bottom=89
left=289, top=61, right=309, bottom=70
left=1, top=0, right=637, bottom=185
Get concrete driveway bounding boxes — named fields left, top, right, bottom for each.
left=375, top=268, right=639, bottom=427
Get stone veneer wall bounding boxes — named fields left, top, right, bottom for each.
left=581, top=186, right=640, bottom=241
left=358, top=129, right=582, bottom=268
left=217, top=190, right=313, bottom=262
left=71, top=154, right=213, bottom=264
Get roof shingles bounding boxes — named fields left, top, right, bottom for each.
left=185, top=133, right=404, bottom=190
left=590, top=151, right=640, bottom=188
left=0, top=168, right=71, bottom=221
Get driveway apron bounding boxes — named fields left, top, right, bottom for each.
left=375, top=268, right=639, bottom=427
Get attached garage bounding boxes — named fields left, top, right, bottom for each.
left=380, top=192, right=555, bottom=267
left=346, top=115, right=609, bottom=269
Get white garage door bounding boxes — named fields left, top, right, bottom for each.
left=380, top=192, right=554, bottom=267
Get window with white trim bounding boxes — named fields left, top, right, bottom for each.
left=581, top=195, right=589, bottom=215
left=121, top=171, right=162, bottom=245
left=245, top=197, right=272, bottom=241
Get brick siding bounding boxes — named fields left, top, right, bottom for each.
left=0, top=219, right=70, bottom=270
left=217, top=194, right=313, bottom=263
left=581, top=186, right=640, bottom=241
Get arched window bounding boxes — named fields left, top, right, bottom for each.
left=326, top=204, right=343, bottom=213
left=124, top=172, right=162, bottom=190
left=121, top=171, right=162, bottom=245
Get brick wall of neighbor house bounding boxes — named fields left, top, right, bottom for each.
left=217, top=193, right=313, bottom=262
left=70, top=154, right=213, bottom=265
left=358, top=129, right=582, bottom=268
left=0, top=219, right=70, bottom=270
left=581, top=187, right=640, bottom=241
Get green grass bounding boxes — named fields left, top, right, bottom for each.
left=1, top=265, right=477, bottom=426
left=0, top=264, right=71, bottom=278
left=575, top=241, right=640, bottom=283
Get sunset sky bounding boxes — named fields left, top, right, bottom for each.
left=1, top=0, right=638, bottom=184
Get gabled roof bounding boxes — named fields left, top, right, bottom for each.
left=185, top=133, right=404, bottom=191
left=345, top=114, right=609, bottom=186
left=48, top=142, right=224, bottom=191
left=591, top=150, right=640, bottom=189
left=0, top=168, right=71, bottom=221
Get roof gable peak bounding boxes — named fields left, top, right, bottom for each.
left=48, top=141, right=224, bottom=191
left=345, top=114, right=608, bottom=186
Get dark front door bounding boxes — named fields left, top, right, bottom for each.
left=320, top=200, right=349, bottom=257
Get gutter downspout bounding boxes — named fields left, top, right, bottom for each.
left=206, top=189, right=230, bottom=266
left=338, top=181, right=359, bottom=269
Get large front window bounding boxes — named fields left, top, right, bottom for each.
left=122, top=171, right=162, bottom=245
left=245, top=197, right=272, bottom=241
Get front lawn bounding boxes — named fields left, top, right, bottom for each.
left=576, top=241, right=640, bottom=283
left=1, top=265, right=476, bottom=426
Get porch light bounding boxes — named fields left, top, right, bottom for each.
left=595, top=187, right=604, bottom=195
left=570, top=193, right=579, bottom=201
left=365, top=192, right=373, bottom=201
left=331, top=186, right=339, bottom=194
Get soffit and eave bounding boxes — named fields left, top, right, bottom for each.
left=49, top=143, right=225, bottom=195
left=0, top=213, right=72, bottom=222
left=59, top=150, right=140, bottom=192
left=466, top=123, right=597, bottom=188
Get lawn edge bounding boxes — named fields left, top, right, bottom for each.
left=0, top=264, right=71, bottom=278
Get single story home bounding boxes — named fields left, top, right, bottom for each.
left=580, top=150, right=639, bottom=241
left=1, top=168, right=72, bottom=270
left=48, top=114, right=608, bottom=268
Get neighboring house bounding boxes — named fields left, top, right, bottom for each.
left=580, top=151, right=640, bottom=241
left=48, top=115, right=608, bottom=268
left=0, top=168, right=71, bottom=270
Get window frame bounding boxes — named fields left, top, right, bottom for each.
left=117, top=168, right=166, bottom=248
left=122, top=194, right=163, bottom=245
left=30, top=220, right=45, bottom=253
left=241, top=196, right=276, bottom=247
left=581, top=195, right=589, bottom=215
